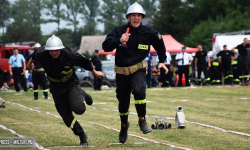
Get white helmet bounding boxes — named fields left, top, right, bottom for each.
left=34, top=43, right=41, bottom=48
left=45, top=35, right=65, bottom=50
left=126, top=2, right=145, bottom=18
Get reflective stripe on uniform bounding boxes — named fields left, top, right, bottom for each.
left=43, top=89, right=48, bottom=92
left=34, top=90, right=38, bottom=92
left=216, top=80, right=221, bottom=82
left=239, top=76, right=243, bottom=79
left=212, top=62, right=219, bottom=66
left=61, top=69, right=72, bottom=74
left=231, top=61, right=237, bottom=65
left=197, top=79, right=202, bottom=81
left=205, top=77, right=210, bottom=81
left=224, top=76, right=228, bottom=79
left=120, top=112, right=128, bottom=116
left=70, top=118, right=77, bottom=129
left=134, top=99, right=146, bottom=104
left=244, top=75, right=249, bottom=78
left=228, top=75, right=233, bottom=77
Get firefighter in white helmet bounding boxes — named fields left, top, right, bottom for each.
left=103, top=2, right=168, bottom=143
left=27, top=35, right=104, bottom=145
left=29, top=43, right=49, bottom=100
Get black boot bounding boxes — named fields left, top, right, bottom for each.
left=79, top=132, right=88, bottom=145
left=139, top=119, right=152, bottom=134
left=81, top=89, right=93, bottom=105
left=119, top=121, right=130, bottom=143
left=33, top=92, right=38, bottom=100
left=43, top=92, right=48, bottom=99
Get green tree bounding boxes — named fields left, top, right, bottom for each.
left=44, top=0, right=65, bottom=31
left=63, top=0, right=84, bottom=33
left=3, top=21, right=42, bottom=43
left=0, top=0, right=11, bottom=35
left=11, top=0, right=45, bottom=27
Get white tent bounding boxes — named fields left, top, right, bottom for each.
left=212, top=35, right=250, bottom=55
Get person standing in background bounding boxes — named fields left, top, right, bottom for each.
left=91, top=50, right=103, bottom=90
left=9, top=48, right=28, bottom=92
left=145, top=53, right=152, bottom=88
left=175, top=47, right=193, bottom=87
left=195, top=44, right=211, bottom=85
left=231, top=38, right=250, bottom=86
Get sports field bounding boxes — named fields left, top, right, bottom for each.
left=0, top=85, right=249, bottom=150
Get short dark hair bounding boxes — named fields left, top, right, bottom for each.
left=13, top=47, right=18, bottom=51
left=223, top=45, right=227, bottom=48
left=182, top=47, right=186, bottom=51
left=244, top=38, right=248, bottom=40
left=94, top=49, right=99, bottom=53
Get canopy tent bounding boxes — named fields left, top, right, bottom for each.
left=99, top=35, right=198, bottom=55
left=212, top=35, right=250, bottom=55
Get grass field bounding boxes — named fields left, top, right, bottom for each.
left=0, top=85, right=249, bottom=150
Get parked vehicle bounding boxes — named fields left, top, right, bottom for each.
left=74, top=66, right=93, bottom=88
left=90, top=61, right=115, bottom=87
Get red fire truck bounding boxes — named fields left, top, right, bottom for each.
left=0, top=41, right=31, bottom=84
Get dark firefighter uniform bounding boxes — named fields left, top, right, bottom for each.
left=217, top=50, right=235, bottom=85
left=231, top=58, right=240, bottom=84
left=210, top=59, right=221, bottom=85
left=102, top=23, right=166, bottom=126
left=91, top=53, right=102, bottom=90
left=30, top=51, right=48, bottom=99
left=195, top=50, right=210, bottom=84
left=235, top=43, right=250, bottom=82
left=32, top=46, right=93, bottom=138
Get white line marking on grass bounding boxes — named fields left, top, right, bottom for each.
left=0, top=124, right=49, bottom=150
left=0, top=97, right=192, bottom=149
left=86, top=104, right=250, bottom=137
left=86, top=121, right=193, bottom=150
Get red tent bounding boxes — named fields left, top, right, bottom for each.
left=99, top=35, right=198, bottom=55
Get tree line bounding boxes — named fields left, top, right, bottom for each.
left=0, top=0, right=250, bottom=51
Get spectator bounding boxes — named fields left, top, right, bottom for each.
left=91, top=50, right=102, bottom=90
left=231, top=38, right=250, bottom=86
left=8, top=48, right=28, bottom=92
left=157, top=51, right=173, bottom=87
left=146, top=53, right=152, bottom=88
left=210, top=57, right=221, bottom=85
left=217, top=45, right=235, bottom=85
left=195, top=44, right=211, bottom=85
left=175, top=47, right=193, bottom=87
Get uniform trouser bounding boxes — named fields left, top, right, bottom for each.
left=94, top=75, right=102, bottom=90
left=238, top=56, right=249, bottom=81
left=32, top=71, right=48, bottom=98
left=197, top=64, right=210, bottom=83
left=211, top=67, right=221, bottom=84
left=160, top=65, right=173, bottom=87
left=178, top=65, right=190, bottom=86
left=232, top=65, right=239, bottom=82
left=146, top=68, right=152, bottom=86
left=12, top=67, right=27, bottom=92
left=52, top=83, right=86, bottom=136
left=222, top=64, right=233, bottom=84
left=116, top=68, right=146, bottom=125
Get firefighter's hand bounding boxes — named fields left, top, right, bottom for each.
left=10, top=71, right=13, bottom=76
left=195, top=67, right=197, bottom=71
left=158, top=63, right=168, bottom=74
left=31, top=63, right=35, bottom=70
left=208, top=63, right=211, bottom=67
left=92, top=70, right=104, bottom=79
left=120, top=33, right=131, bottom=43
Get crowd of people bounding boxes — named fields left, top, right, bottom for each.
left=147, top=39, right=250, bottom=87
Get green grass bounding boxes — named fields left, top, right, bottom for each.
left=0, top=86, right=249, bottom=150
